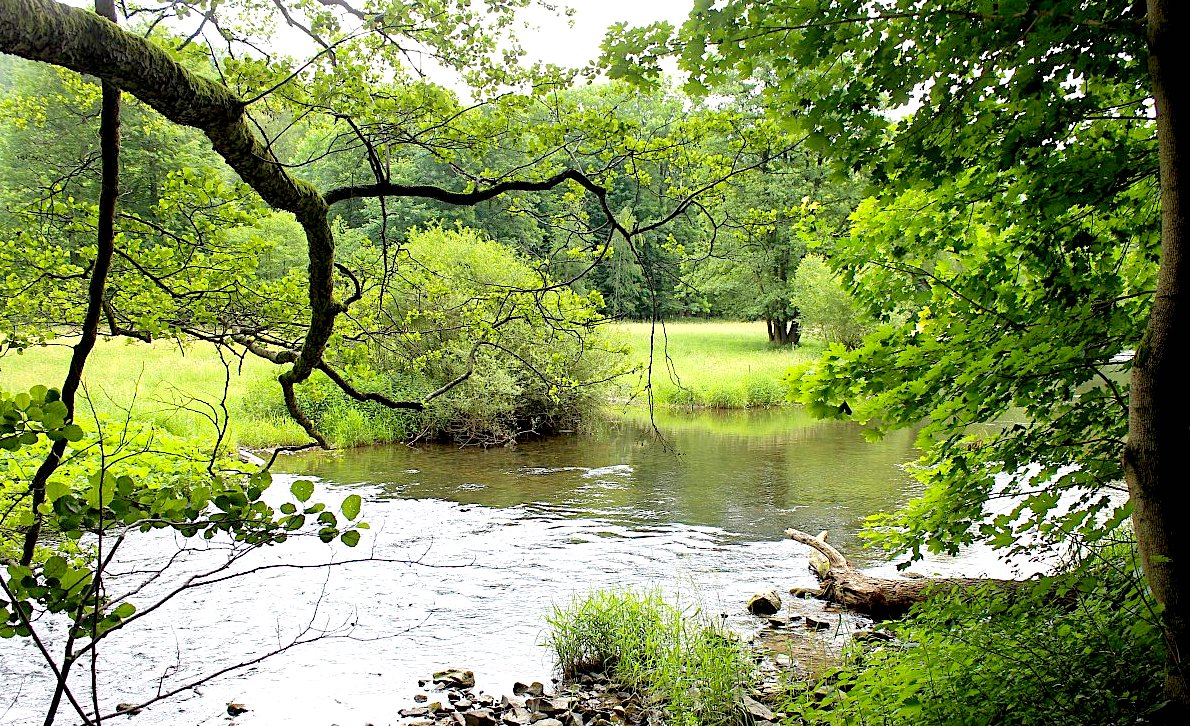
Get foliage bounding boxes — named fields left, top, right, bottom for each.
left=1, top=384, right=367, bottom=635
left=605, top=0, right=1157, bottom=564
left=546, top=588, right=755, bottom=726
left=790, top=255, right=874, bottom=351
left=242, top=225, right=633, bottom=446
left=241, top=366, right=422, bottom=448
left=688, top=89, right=866, bottom=345
left=780, top=547, right=1164, bottom=725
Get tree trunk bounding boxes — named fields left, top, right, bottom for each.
left=1126, top=2, right=1190, bottom=717
left=766, top=317, right=800, bottom=346
left=784, top=528, right=1032, bottom=619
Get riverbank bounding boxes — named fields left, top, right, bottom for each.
left=1, top=321, right=825, bottom=450
left=390, top=587, right=858, bottom=726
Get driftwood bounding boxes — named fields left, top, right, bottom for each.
left=785, top=528, right=1033, bottom=619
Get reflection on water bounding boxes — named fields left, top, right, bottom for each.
left=291, top=409, right=921, bottom=559
left=1, top=408, right=933, bottom=726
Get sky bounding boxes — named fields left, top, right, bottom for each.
left=515, top=0, right=693, bottom=69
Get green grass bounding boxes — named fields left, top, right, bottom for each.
left=777, top=547, right=1164, bottom=726
left=614, top=320, right=824, bottom=409
left=1, top=320, right=828, bottom=449
left=0, top=337, right=309, bottom=449
left=546, top=588, right=756, bottom=726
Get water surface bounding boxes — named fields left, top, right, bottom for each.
left=2, top=408, right=997, bottom=726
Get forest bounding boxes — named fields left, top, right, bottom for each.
left=1, top=1, right=1186, bottom=725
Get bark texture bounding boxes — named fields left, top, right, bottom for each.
left=1125, top=1, right=1190, bottom=716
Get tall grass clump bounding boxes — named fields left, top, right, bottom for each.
left=546, top=588, right=755, bottom=726
left=779, top=544, right=1164, bottom=725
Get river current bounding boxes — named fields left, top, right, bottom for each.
left=0, top=409, right=1022, bottom=726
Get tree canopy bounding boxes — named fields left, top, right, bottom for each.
left=605, top=0, right=1188, bottom=713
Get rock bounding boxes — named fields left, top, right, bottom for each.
left=456, top=699, right=473, bottom=709
left=399, top=706, right=431, bottom=718
left=464, top=708, right=498, bottom=726
left=742, top=695, right=775, bottom=721
left=804, top=615, right=833, bottom=631
left=514, top=681, right=545, bottom=696
left=414, top=694, right=429, bottom=703
left=226, top=703, right=249, bottom=717
left=774, top=654, right=792, bottom=667
left=115, top=703, right=142, bottom=715
left=526, top=696, right=566, bottom=714
left=746, top=591, right=782, bottom=616
left=789, top=586, right=821, bottom=599
left=435, top=669, right=477, bottom=689
left=765, top=615, right=791, bottom=627
left=503, top=707, right=532, bottom=725
left=533, top=720, right=565, bottom=726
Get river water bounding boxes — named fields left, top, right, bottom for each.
left=0, top=408, right=1017, bottom=726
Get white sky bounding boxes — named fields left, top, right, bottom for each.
left=516, top=0, right=693, bottom=68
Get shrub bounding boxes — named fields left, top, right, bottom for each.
left=546, top=588, right=755, bottom=726
left=779, top=545, right=1164, bottom=725
left=350, top=226, right=631, bottom=445
left=243, top=226, right=632, bottom=447
left=791, top=255, right=872, bottom=350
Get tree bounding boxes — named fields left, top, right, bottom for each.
left=687, top=83, right=865, bottom=345
left=1, top=1, right=773, bottom=719
left=605, top=0, right=1189, bottom=715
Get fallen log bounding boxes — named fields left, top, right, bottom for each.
left=785, top=528, right=1036, bottom=619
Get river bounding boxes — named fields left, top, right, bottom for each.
left=0, top=408, right=1016, bottom=726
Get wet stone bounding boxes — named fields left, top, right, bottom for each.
left=463, top=708, right=498, bottom=726
left=435, top=669, right=478, bottom=689
left=747, top=591, right=783, bottom=616
left=513, top=681, right=546, bottom=697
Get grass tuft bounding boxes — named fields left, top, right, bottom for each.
left=546, top=588, right=755, bottom=726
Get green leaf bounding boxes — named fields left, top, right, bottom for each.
left=42, top=556, right=67, bottom=579
left=111, top=602, right=136, bottom=619
left=341, top=530, right=361, bottom=547
left=341, top=494, right=362, bottom=521
left=290, top=479, right=314, bottom=503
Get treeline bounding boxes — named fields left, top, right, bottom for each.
left=0, top=53, right=870, bottom=340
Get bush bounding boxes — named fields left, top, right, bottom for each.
left=779, top=546, right=1164, bottom=725
left=239, top=366, right=421, bottom=449
left=243, top=226, right=632, bottom=447
left=546, top=588, right=755, bottom=726
left=791, top=255, right=872, bottom=350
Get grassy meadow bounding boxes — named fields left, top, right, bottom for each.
left=2, top=321, right=823, bottom=449
left=614, top=320, right=823, bottom=409
left=0, top=337, right=309, bottom=448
